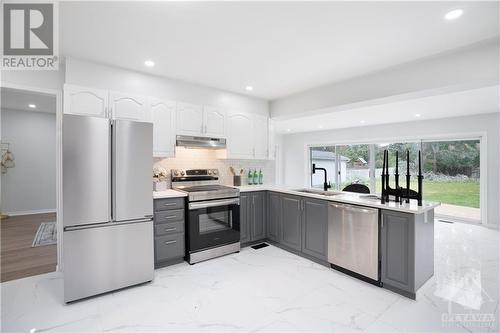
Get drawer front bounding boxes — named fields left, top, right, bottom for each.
left=154, top=221, right=185, bottom=236
left=155, top=234, right=185, bottom=262
left=154, top=209, right=184, bottom=224
left=154, top=198, right=184, bottom=211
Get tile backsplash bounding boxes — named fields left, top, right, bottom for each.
left=154, top=147, right=275, bottom=188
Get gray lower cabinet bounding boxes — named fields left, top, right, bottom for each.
left=301, top=198, right=328, bottom=261
left=380, top=209, right=434, bottom=299
left=239, top=193, right=251, bottom=243
left=154, top=197, right=186, bottom=268
left=380, top=210, right=414, bottom=294
left=267, top=192, right=281, bottom=242
left=240, top=191, right=267, bottom=244
left=280, top=194, right=302, bottom=251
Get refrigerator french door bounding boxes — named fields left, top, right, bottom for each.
left=63, top=115, right=154, bottom=303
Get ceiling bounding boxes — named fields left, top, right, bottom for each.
left=60, top=2, right=500, bottom=100
left=274, top=86, right=500, bottom=133
left=1, top=88, right=56, bottom=114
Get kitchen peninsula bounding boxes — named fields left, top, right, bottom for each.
left=235, top=185, right=439, bottom=299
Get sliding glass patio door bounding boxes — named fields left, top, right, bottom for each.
left=309, top=137, right=482, bottom=223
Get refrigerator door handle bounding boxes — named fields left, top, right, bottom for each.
left=64, top=218, right=153, bottom=232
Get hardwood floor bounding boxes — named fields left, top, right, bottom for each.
left=1, top=213, right=57, bottom=282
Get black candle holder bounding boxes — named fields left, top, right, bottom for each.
left=381, top=149, right=423, bottom=206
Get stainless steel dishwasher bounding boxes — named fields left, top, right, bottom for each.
left=328, top=203, right=380, bottom=283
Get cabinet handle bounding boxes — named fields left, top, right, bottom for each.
left=164, top=215, right=177, bottom=220
left=164, top=240, right=177, bottom=245
left=164, top=227, right=177, bottom=232
left=164, top=203, right=177, bottom=207
left=381, top=215, right=384, bottom=229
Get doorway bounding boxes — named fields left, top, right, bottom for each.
left=1, top=87, right=58, bottom=282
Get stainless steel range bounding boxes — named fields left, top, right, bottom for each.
left=172, top=169, right=240, bottom=264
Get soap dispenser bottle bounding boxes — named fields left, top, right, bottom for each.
left=258, top=169, right=263, bottom=185
left=253, top=169, right=258, bottom=185
left=247, top=169, right=253, bottom=185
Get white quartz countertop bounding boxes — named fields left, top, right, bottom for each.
left=234, top=185, right=440, bottom=214
left=153, top=189, right=187, bottom=199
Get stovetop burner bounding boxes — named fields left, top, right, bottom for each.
left=171, top=168, right=240, bottom=202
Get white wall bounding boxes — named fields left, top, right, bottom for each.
left=271, top=38, right=499, bottom=119
left=1, top=109, right=56, bottom=215
left=280, top=113, right=500, bottom=227
left=65, top=57, right=269, bottom=116
left=0, top=66, right=65, bottom=92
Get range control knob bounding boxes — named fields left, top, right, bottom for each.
left=208, top=170, right=213, bottom=175
left=213, top=169, right=218, bottom=175
left=180, top=171, right=185, bottom=176
left=173, top=170, right=179, bottom=176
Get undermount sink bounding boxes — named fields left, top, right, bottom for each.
left=293, top=189, right=343, bottom=197
left=359, top=194, right=380, bottom=200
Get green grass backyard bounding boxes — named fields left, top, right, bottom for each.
left=374, top=180, right=480, bottom=208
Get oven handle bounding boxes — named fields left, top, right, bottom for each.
left=189, top=198, right=240, bottom=210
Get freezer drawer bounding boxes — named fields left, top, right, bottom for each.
left=63, top=220, right=154, bottom=302
left=328, top=203, right=379, bottom=281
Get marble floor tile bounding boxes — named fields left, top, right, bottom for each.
left=1, top=221, right=499, bottom=333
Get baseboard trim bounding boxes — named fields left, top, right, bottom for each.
left=3, top=209, right=56, bottom=217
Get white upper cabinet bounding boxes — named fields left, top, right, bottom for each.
left=224, top=111, right=270, bottom=160
left=203, top=106, right=226, bottom=138
left=109, top=91, right=151, bottom=122
left=253, top=114, right=269, bottom=160
left=64, top=84, right=109, bottom=118
left=176, top=102, right=204, bottom=136
left=151, top=98, right=176, bottom=158
left=268, top=118, right=276, bottom=160
left=226, top=111, right=254, bottom=159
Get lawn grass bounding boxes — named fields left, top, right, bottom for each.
left=375, top=179, right=480, bottom=208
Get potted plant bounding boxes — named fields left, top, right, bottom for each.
left=153, top=166, right=168, bottom=191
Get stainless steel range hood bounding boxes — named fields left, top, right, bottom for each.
left=176, top=135, right=227, bottom=149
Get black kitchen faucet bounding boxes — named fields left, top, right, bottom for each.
left=312, top=164, right=331, bottom=192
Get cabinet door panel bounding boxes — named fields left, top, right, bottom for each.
left=151, top=99, right=176, bottom=157
left=239, top=193, right=250, bottom=243
left=280, top=195, right=302, bottom=251
left=110, top=92, right=150, bottom=122
left=302, top=198, right=328, bottom=261
left=380, top=210, right=415, bottom=293
left=226, top=112, right=254, bottom=159
left=177, top=102, right=203, bottom=136
left=250, top=192, right=266, bottom=241
left=64, top=84, right=108, bottom=118
left=203, top=106, right=226, bottom=138
left=253, top=114, right=268, bottom=160
left=267, top=192, right=280, bottom=242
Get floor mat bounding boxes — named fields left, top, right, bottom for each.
left=32, top=222, right=57, bottom=247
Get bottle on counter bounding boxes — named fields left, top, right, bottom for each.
left=247, top=169, right=253, bottom=185
left=253, top=169, right=258, bottom=185
left=258, top=169, right=263, bottom=185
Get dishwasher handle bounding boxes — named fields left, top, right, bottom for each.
left=329, top=203, right=378, bottom=214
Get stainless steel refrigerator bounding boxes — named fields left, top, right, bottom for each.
left=63, top=114, right=154, bottom=303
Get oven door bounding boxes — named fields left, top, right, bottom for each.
left=188, top=198, right=240, bottom=252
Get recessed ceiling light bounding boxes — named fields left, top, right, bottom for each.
left=444, top=9, right=463, bottom=20
left=144, top=60, right=155, bottom=67
left=318, top=125, right=324, bottom=129
left=360, top=120, right=366, bottom=124
left=286, top=129, right=291, bottom=132
left=415, top=113, right=421, bottom=117
left=28, top=104, right=36, bottom=108
left=245, top=86, right=253, bottom=91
